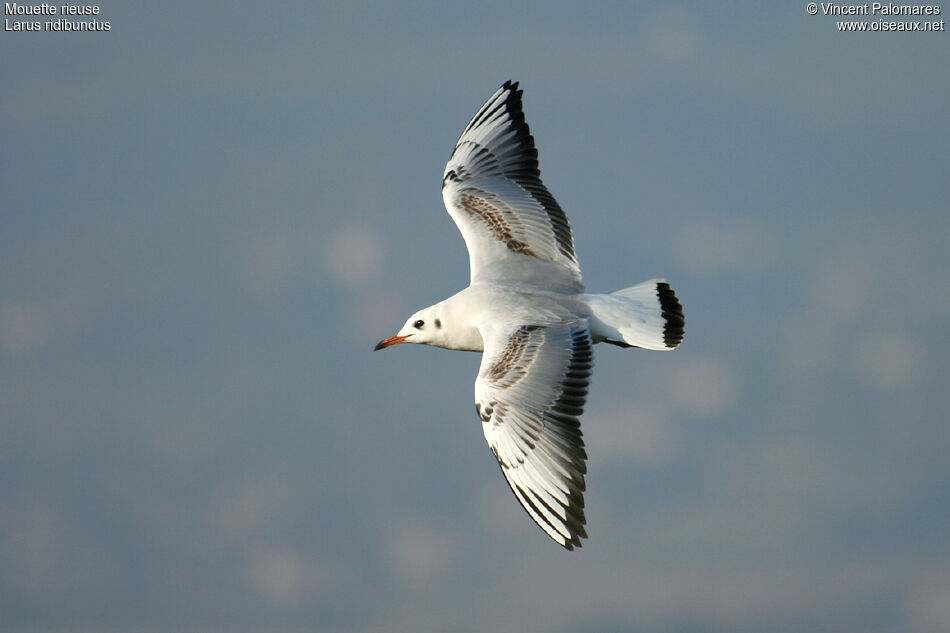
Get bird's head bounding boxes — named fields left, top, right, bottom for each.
left=374, top=305, right=445, bottom=350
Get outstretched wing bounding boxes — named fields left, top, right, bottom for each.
left=442, top=81, right=583, bottom=291
left=475, top=320, right=592, bottom=549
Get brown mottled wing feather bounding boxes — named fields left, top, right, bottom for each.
left=474, top=321, right=592, bottom=549
left=442, top=81, right=583, bottom=291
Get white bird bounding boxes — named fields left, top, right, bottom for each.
left=375, top=81, right=684, bottom=550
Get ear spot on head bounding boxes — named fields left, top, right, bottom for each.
left=435, top=319, right=442, bottom=329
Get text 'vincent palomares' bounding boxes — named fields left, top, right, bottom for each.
left=817, top=2, right=941, bottom=15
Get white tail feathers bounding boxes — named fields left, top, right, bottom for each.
left=584, top=279, right=685, bottom=350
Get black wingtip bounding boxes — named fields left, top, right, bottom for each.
left=502, top=81, right=523, bottom=117
left=657, top=282, right=685, bottom=348
left=498, top=80, right=524, bottom=115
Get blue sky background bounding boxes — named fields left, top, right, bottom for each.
left=2, top=2, right=949, bottom=632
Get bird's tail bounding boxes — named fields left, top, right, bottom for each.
left=584, top=279, right=685, bottom=350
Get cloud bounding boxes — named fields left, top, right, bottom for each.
left=0, top=283, right=99, bottom=356
left=641, top=6, right=703, bottom=64
left=586, top=398, right=681, bottom=465
left=324, top=225, right=384, bottom=287
left=0, top=496, right=117, bottom=601
left=670, top=357, right=739, bottom=418
left=672, top=221, right=774, bottom=276
left=382, top=520, right=453, bottom=585
left=855, top=329, right=926, bottom=391
left=203, top=467, right=300, bottom=548
left=905, top=577, right=950, bottom=633
left=808, top=258, right=872, bottom=326
left=245, top=544, right=329, bottom=606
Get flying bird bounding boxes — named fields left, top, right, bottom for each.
left=375, top=81, right=684, bottom=549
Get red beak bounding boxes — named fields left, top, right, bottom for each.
left=374, top=334, right=410, bottom=351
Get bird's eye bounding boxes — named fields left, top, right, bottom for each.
left=414, top=319, right=425, bottom=329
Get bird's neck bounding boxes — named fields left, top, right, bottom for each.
left=435, top=292, right=484, bottom=352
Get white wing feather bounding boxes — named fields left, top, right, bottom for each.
left=474, top=319, right=592, bottom=549
left=442, top=81, right=583, bottom=292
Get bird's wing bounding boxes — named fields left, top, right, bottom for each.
left=474, top=319, right=592, bottom=549
left=442, top=81, right=583, bottom=291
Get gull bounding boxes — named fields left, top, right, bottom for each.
left=375, top=81, right=684, bottom=550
